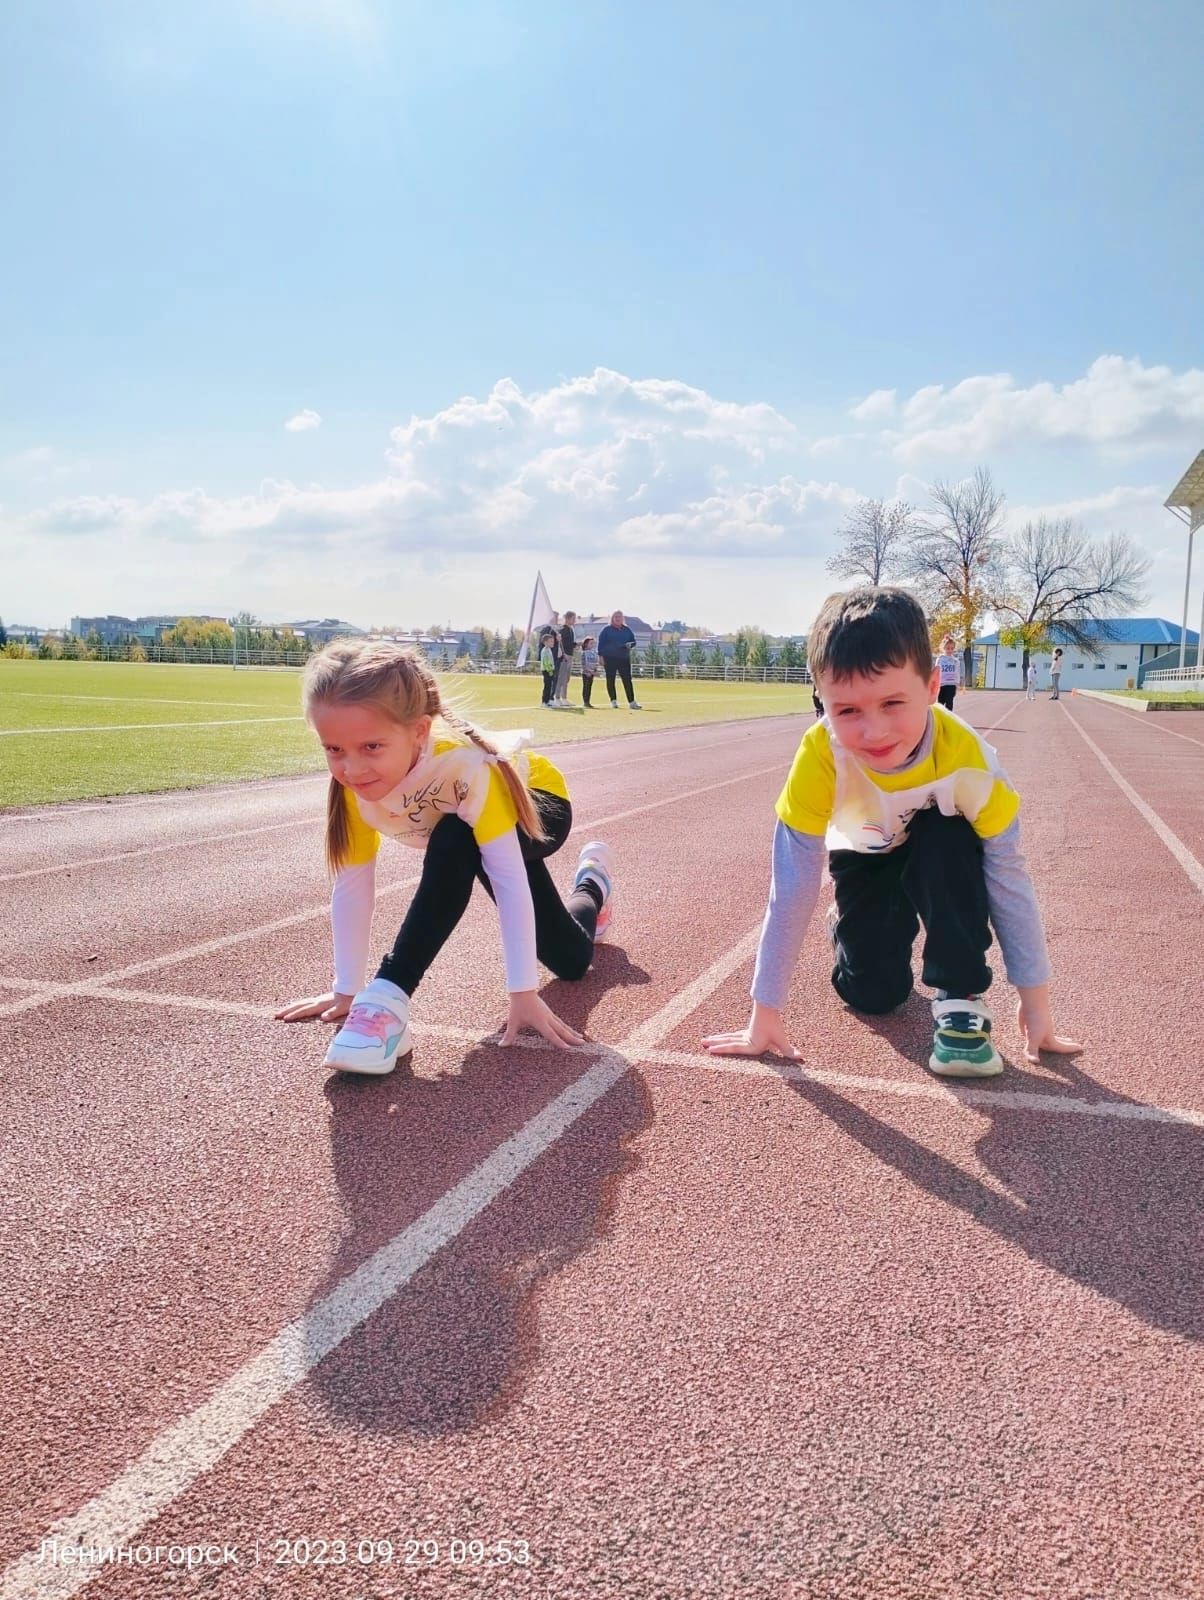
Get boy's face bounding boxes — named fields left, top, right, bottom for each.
left=819, top=661, right=939, bottom=768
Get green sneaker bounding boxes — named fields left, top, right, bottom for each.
left=929, top=997, right=1003, bottom=1078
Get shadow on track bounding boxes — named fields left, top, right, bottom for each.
left=303, top=958, right=652, bottom=1437
left=778, top=1020, right=1204, bottom=1342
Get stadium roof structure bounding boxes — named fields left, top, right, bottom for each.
left=1165, top=450, right=1204, bottom=670
left=974, top=618, right=1200, bottom=648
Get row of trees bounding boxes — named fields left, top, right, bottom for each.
left=828, top=468, right=1150, bottom=672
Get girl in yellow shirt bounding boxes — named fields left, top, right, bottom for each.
left=275, top=641, right=615, bottom=1075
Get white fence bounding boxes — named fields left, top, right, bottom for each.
left=1141, top=666, right=1204, bottom=692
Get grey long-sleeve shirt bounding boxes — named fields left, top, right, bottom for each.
left=750, top=816, right=1051, bottom=1010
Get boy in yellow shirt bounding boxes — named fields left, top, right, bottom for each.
left=704, top=588, right=1080, bottom=1076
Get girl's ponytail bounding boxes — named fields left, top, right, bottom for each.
left=325, top=776, right=351, bottom=873
left=442, top=709, right=548, bottom=844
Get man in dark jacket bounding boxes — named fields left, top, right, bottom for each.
left=597, top=610, right=641, bottom=709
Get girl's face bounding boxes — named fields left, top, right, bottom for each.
left=311, top=701, right=431, bottom=801
left=941, top=639, right=956, bottom=655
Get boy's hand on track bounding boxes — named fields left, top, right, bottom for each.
left=702, top=1003, right=804, bottom=1061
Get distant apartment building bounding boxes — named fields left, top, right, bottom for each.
left=69, top=614, right=224, bottom=645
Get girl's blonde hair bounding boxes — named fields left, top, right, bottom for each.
left=303, top=639, right=547, bottom=872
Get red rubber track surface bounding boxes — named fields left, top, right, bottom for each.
left=2, top=696, right=1202, bottom=1599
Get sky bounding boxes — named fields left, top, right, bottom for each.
left=2, top=0, right=1202, bottom=635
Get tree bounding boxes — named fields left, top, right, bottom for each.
left=905, top=467, right=1006, bottom=679
left=828, top=498, right=918, bottom=585
left=778, top=639, right=800, bottom=677
left=687, top=640, right=707, bottom=671
left=732, top=630, right=750, bottom=668
left=59, top=633, right=86, bottom=660
left=749, top=633, right=773, bottom=671
left=0, top=617, right=7, bottom=647
left=643, top=641, right=663, bottom=676
left=993, top=518, right=1150, bottom=673
left=708, top=643, right=727, bottom=677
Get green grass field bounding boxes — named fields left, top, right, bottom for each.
left=0, top=658, right=813, bottom=808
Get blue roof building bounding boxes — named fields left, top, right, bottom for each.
left=973, top=618, right=1200, bottom=690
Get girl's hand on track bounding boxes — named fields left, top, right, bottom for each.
left=703, top=1002, right=804, bottom=1061
left=500, top=991, right=585, bottom=1049
left=274, top=991, right=353, bottom=1023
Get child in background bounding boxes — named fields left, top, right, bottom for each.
left=1050, top=647, right=1064, bottom=700
left=936, top=634, right=963, bottom=711
left=580, top=637, right=599, bottom=707
left=703, top=587, right=1081, bottom=1078
left=539, top=631, right=556, bottom=706
left=275, top=641, right=616, bottom=1075
left=1026, top=660, right=1038, bottom=701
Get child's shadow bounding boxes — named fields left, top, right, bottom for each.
left=538, top=944, right=652, bottom=1033
left=302, top=983, right=651, bottom=1438
left=781, top=1015, right=1204, bottom=1342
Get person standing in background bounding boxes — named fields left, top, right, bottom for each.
left=1049, top=647, right=1063, bottom=700
left=597, top=610, right=641, bottom=710
left=553, top=611, right=577, bottom=707
left=579, top=636, right=599, bottom=707
left=935, top=634, right=963, bottom=712
left=539, top=631, right=556, bottom=705
left=1026, top=660, right=1038, bottom=701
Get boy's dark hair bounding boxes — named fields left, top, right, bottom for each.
left=807, top=587, right=934, bottom=685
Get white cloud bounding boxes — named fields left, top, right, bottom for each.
left=850, top=388, right=897, bottom=423
left=12, top=362, right=1200, bottom=628
left=284, top=409, right=322, bottom=432
left=874, top=356, right=1204, bottom=462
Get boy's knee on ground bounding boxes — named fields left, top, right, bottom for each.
left=831, top=965, right=913, bottom=1015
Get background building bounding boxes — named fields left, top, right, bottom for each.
left=975, top=619, right=1200, bottom=689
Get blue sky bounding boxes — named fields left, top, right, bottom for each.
left=3, top=0, right=1202, bottom=632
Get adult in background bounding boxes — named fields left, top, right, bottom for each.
left=553, top=611, right=577, bottom=707
left=598, top=610, right=641, bottom=710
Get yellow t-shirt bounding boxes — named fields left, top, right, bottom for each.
left=776, top=706, right=1019, bottom=853
left=340, top=737, right=568, bottom=865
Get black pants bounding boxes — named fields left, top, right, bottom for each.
left=828, top=808, right=993, bottom=1014
left=582, top=673, right=595, bottom=707
left=541, top=671, right=555, bottom=704
left=376, top=796, right=600, bottom=996
left=603, top=657, right=635, bottom=704
left=937, top=684, right=957, bottom=711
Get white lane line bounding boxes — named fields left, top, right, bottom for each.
left=4, top=716, right=303, bottom=736
left=1072, top=693, right=1204, bottom=748
left=0, top=692, right=287, bottom=710
left=0, top=930, right=760, bottom=1600
left=0, top=732, right=790, bottom=881
left=645, top=1049, right=1204, bottom=1129
left=1060, top=703, right=1204, bottom=898
left=0, top=763, right=786, bottom=1019
left=0, top=820, right=321, bottom=886
left=0, top=775, right=327, bottom=824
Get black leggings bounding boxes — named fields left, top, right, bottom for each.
left=376, top=795, right=601, bottom=997
left=603, top=657, right=635, bottom=704
left=828, top=808, right=993, bottom=1014
left=937, top=684, right=957, bottom=711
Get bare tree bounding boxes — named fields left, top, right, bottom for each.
left=993, top=519, right=1150, bottom=672
left=904, top=467, right=1007, bottom=678
left=828, top=498, right=917, bottom=586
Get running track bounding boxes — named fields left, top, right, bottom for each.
left=2, top=692, right=1202, bottom=1599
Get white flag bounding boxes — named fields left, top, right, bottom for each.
left=516, top=571, right=556, bottom=668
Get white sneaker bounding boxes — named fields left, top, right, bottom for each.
left=610, top=699, right=619, bottom=709
left=573, top=840, right=616, bottom=942
left=323, top=978, right=412, bottom=1075
left=629, top=701, right=642, bottom=710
